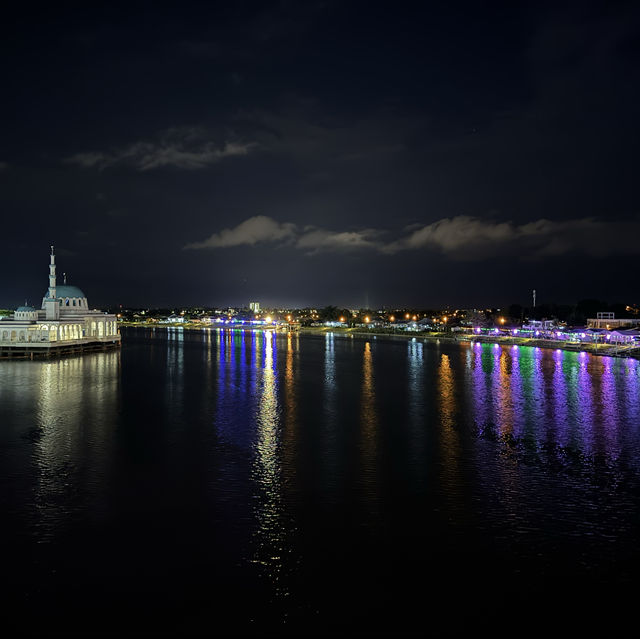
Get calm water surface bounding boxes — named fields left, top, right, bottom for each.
left=1, top=328, right=640, bottom=637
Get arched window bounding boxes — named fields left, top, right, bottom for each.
left=65, top=299, right=70, bottom=306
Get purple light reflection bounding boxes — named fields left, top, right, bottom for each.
left=470, top=342, right=490, bottom=434
left=550, top=348, right=570, bottom=449
left=573, top=350, right=595, bottom=454
left=597, top=357, right=622, bottom=456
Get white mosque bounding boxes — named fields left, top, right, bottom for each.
left=0, top=246, right=120, bottom=356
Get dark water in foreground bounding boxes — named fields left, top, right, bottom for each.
left=1, top=328, right=640, bottom=637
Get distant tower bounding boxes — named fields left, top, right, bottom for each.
left=532, top=289, right=536, bottom=309
left=44, top=245, right=60, bottom=320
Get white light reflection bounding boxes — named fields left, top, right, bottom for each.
left=251, top=330, right=290, bottom=602
left=407, top=339, right=426, bottom=479
left=33, top=352, right=120, bottom=540
left=166, top=326, right=185, bottom=426
left=320, top=332, right=339, bottom=492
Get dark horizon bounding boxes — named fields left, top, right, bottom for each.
left=2, top=2, right=639, bottom=308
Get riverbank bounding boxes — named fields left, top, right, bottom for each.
left=120, top=322, right=640, bottom=361
left=297, top=326, right=640, bottom=360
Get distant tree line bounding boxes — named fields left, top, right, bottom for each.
left=506, top=299, right=638, bottom=325
left=109, top=300, right=638, bottom=329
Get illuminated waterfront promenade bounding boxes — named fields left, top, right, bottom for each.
left=121, top=321, right=640, bottom=361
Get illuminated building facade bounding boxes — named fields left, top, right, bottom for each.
left=587, top=312, right=640, bottom=329
left=0, top=246, right=120, bottom=356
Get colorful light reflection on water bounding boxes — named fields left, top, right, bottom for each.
left=1, top=329, right=640, bottom=637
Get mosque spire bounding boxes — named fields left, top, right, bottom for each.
left=44, top=244, right=60, bottom=320
left=48, top=245, right=57, bottom=299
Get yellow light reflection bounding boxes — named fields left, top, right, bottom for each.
left=360, top=341, right=379, bottom=516
left=283, top=332, right=298, bottom=479
left=437, top=354, right=462, bottom=513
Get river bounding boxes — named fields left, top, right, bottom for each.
left=1, top=327, right=639, bottom=637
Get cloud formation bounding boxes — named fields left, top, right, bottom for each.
left=185, top=216, right=381, bottom=253
left=384, top=216, right=640, bottom=259
left=295, top=228, right=381, bottom=253
left=66, top=127, right=256, bottom=171
left=184, top=215, right=296, bottom=249
left=186, top=215, right=640, bottom=259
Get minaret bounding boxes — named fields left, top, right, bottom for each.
left=44, top=245, right=60, bottom=320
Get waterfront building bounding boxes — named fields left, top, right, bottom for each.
left=0, top=246, right=120, bottom=358
left=249, top=301, right=260, bottom=313
left=523, top=319, right=557, bottom=331
left=587, top=312, right=640, bottom=329
left=608, top=328, right=640, bottom=344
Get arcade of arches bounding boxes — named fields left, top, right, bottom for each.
left=0, top=320, right=118, bottom=343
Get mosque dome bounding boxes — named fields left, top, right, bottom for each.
left=44, top=285, right=87, bottom=299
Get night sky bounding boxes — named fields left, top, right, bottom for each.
left=2, top=1, right=639, bottom=309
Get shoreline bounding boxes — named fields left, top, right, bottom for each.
left=299, top=327, right=640, bottom=360
left=120, top=323, right=640, bottom=361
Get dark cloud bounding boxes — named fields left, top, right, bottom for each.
left=65, top=127, right=256, bottom=171
left=385, top=216, right=640, bottom=259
